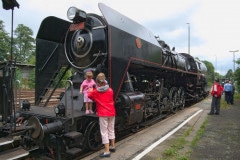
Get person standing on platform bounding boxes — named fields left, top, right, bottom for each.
left=209, top=78, right=223, bottom=115
left=224, top=80, right=233, bottom=104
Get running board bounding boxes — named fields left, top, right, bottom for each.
left=0, top=147, right=29, bottom=160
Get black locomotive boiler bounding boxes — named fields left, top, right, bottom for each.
left=0, top=3, right=208, bottom=159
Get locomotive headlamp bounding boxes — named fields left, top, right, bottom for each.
left=55, top=103, right=65, bottom=117
left=67, top=7, right=87, bottom=23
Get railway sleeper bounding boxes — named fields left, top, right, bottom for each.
left=0, top=137, right=13, bottom=146
left=0, top=147, right=29, bottom=160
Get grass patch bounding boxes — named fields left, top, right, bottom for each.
left=220, top=98, right=229, bottom=109
left=191, top=117, right=208, bottom=147
left=160, top=128, right=192, bottom=160
left=160, top=115, right=209, bottom=160
left=234, top=93, right=240, bottom=102
left=221, top=92, right=240, bottom=109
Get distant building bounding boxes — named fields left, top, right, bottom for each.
left=0, top=61, right=35, bottom=88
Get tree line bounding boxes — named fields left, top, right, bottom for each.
left=0, top=20, right=35, bottom=63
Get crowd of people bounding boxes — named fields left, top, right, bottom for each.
left=209, top=78, right=235, bottom=115
left=223, top=80, right=235, bottom=105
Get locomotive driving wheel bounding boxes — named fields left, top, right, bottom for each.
left=85, top=121, right=102, bottom=151
left=178, top=87, right=185, bottom=110
left=169, top=87, right=178, bottom=113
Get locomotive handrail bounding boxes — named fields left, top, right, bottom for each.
left=39, top=44, right=59, bottom=72
left=12, top=79, right=21, bottom=132
left=65, top=80, right=74, bottom=125
left=15, top=80, right=21, bottom=108
left=92, top=25, right=106, bottom=30
left=42, top=64, right=71, bottom=107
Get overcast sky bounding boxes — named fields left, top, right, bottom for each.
left=1, top=0, right=240, bottom=75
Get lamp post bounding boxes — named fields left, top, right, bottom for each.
left=2, top=0, right=20, bottom=60
left=215, top=55, right=217, bottom=73
left=186, top=23, right=190, bottom=55
left=229, top=50, right=239, bottom=72
left=2, top=0, right=20, bottom=132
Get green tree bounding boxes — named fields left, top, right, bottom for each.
left=214, top=72, right=221, bottom=79
left=28, top=68, right=35, bottom=89
left=14, top=24, right=35, bottom=63
left=28, top=53, right=35, bottom=64
left=234, top=59, right=240, bottom=92
left=202, top=60, right=215, bottom=85
left=53, top=67, right=73, bottom=88
left=0, top=20, right=10, bottom=61
left=225, top=69, right=233, bottom=80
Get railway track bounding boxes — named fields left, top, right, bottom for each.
left=0, top=88, right=65, bottom=160
left=26, top=106, right=188, bottom=159
left=0, top=107, right=173, bottom=160
left=14, top=88, right=65, bottom=107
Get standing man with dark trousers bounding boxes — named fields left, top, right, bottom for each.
left=209, top=78, right=223, bottom=115
left=224, top=80, right=233, bottom=104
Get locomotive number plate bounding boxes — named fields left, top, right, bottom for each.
left=69, top=23, right=84, bottom=31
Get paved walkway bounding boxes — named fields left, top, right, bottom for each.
left=190, top=98, right=240, bottom=159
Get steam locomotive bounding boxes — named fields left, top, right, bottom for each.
left=0, top=3, right=208, bottom=159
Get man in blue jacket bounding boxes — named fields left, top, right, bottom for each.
left=224, top=80, right=233, bottom=104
